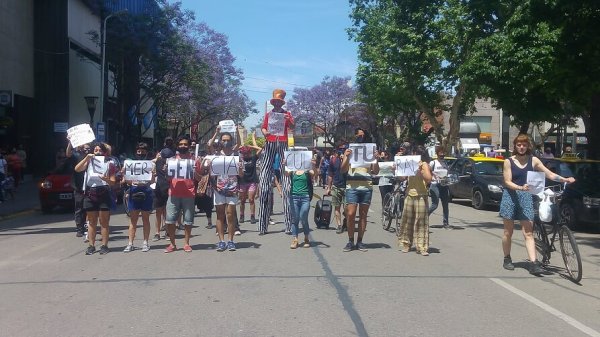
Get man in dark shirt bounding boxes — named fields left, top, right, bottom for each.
left=325, top=147, right=347, bottom=234
left=65, top=142, right=92, bottom=237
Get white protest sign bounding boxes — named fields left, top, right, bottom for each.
left=123, top=160, right=154, bottom=181
left=394, top=155, right=421, bottom=176
left=526, top=171, right=545, bottom=195
left=377, top=162, right=395, bottom=177
left=268, top=112, right=286, bottom=136
left=210, top=156, right=239, bottom=176
left=166, top=158, right=195, bottom=179
left=89, top=156, right=108, bottom=176
left=348, top=143, right=377, bottom=168
left=434, top=168, right=448, bottom=178
left=283, top=151, right=313, bottom=171
left=219, top=119, right=236, bottom=133
left=67, top=123, right=95, bottom=148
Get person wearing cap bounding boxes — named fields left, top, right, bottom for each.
left=257, top=89, right=295, bottom=235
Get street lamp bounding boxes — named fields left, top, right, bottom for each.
left=100, top=9, right=128, bottom=125
left=84, top=96, right=99, bottom=124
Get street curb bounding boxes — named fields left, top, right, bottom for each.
left=0, top=208, right=38, bottom=222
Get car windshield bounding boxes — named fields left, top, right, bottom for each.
left=563, top=162, right=600, bottom=195
left=474, top=161, right=503, bottom=175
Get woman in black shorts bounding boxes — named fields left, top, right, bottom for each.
left=75, top=142, right=117, bottom=255
left=500, top=134, right=575, bottom=275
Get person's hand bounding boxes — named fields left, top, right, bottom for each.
left=284, top=113, right=291, bottom=121
left=521, top=184, right=530, bottom=191
left=565, top=177, right=576, bottom=184
left=344, top=148, right=352, bottom=157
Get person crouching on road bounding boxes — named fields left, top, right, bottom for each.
left=75, top=142, right=117, bottom=255
left=286, top=164, right=315, bottom=249
left=123, top=142, right=155, bottom=253
left=206, top=129, right=243, bottom=252
left=164, top=136, right=201, bottom=253
left=398, top=145, right=433, bottom=255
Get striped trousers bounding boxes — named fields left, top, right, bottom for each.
left=257, top=141, right=292, bottom=234
left=397, top=195, right=429, bottom=253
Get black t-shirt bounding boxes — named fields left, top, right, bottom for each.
left=327, top=156, right=346, bottom=188
left=240, top=155, right=258, bottom=184
left=66, top=151, right=86, bottom=191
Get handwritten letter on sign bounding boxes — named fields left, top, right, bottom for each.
left=348, top=143, right=377, bottom=168
left=394, top=155, right=421, bottom=176
left=284, top=151, right=313, bottom=171
left=210, top=156, right=239, bottom=176
left=526, top=171, right=545, bottom=195
left=123, top=160, right=154, bottom=181
left=219, top=119, right=236, bottom=133
left=67, top=124, right=95, bottom=148
left=88, top=156, right=108, bottom=177
left=167, top=159, right=195, bottom=180
left=267, top=112, right=285, bottom=136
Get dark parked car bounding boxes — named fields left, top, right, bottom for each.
left=540, top=155, right=600, bottom=229
left=448, top=155, right=505, bottom=210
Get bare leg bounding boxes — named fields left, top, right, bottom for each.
left=502, top=219, right=515, bottom=257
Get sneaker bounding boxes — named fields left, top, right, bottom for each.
left=343, top=241, right=354, bottom=252
left=336, top=225, right=346, bottom=234
left=239, top=215, right=245, bottom=223
left=303, top=239, right=310, bottom=248
left=141, top=243, right=150, bottom=252
left=152, top=234, right=161, bottom=242
left=419, top=250, right=429, bottom=256
left=99, top=245, right=109, bottom=255
left=123, top=244, right=134, bottom=253
left=76, top=229, right=84, bottom=237
left=250, top=216, right=257, bottom=224
left=85, top=246, right=96, bottom=255
left=400, top=244, right=410, bottom=253
left=216, top=241, right=227, bottom=252
left=529, top=260, right=544, bottom=275
left=227, top=241, right=236, bottom=251
left=443, top=223, right=451, bottom=230
left=234, top=230, right=241, bottom=236
left=205, top=222, right=214, bottom=229
left=164, top=244, right=177, bottom=253
left=503, top=256, right=515, bottom=270
left=84, top=232, right=89, bottom=243
left=183, top=244, right=192, bottom=252
left=356, top=242, right=368, bottom=252
left=269, top=219, right=275, bottom=225
left=290, top=238, right=298, bottom=249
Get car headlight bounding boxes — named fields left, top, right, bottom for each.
left=488, top=184, right=502, bottom=193
left=583, top=196, right=600, bottom=207
left=40, top=180, right=52, bottom=189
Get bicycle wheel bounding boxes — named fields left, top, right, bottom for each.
left=533, top=219, right=550, bottom=265
left=559, top=226, right=582, bottom=283
left=381, top=192, right=394, bottom=231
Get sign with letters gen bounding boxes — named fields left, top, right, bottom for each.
left=283, top=150, right=312, bottom=171
left=348, top=143, right=377, bottom=168
left=167, top=159, right=195, bottom=180
left=210, top=156, right=239, bottom=176
left=67, top=124, right=95, bottom=148
left=123, top=160, right=154, bottom=182
left=394, top=155, right=421, bottom=177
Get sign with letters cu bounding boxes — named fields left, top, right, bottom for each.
left=67, top=124, right=96, bottom=148
left=167, top=159, right=195, bottom=180
left=348, top=143, right=377, bottom=168
left=210, top=156, right=239, bottom=176
left=123, top=160, right=154, bottom=182
left=283, top=150, right=312, bottom=171
left=394, top=155, right=421, bottom=177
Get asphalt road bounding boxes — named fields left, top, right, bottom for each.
left=1, top=191, right=599, bottom=337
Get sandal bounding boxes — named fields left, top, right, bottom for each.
left=183, top=244, right=192, bottom=252
left=164, top=244, right=177, bottom=253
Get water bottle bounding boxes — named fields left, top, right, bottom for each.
left=287, top=127, right=294, bottom=148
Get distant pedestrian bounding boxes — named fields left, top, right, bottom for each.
left=65, top=142, right=92, bottom=237
left=325, top=147, right=348, bottom=234
left=428, top=146, right=451, bottom=228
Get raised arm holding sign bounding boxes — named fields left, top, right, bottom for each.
left=394, top=155, right=421, bottom=176
left=67, top=124, right=95, bottom=148
left=219, top=120, right=236, bottom=133
left=283, top=150, right=312, bottom=171
left=123, top=160, right=155, bottom=182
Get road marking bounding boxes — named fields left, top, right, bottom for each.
left=490, top=278, right=600, bottom=337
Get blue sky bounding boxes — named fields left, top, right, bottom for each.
left=179, top=0, right=359, bottom=128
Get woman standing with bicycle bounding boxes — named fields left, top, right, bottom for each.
left=500, top=134, right=575, bottom=275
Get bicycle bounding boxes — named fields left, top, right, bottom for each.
left=380, top=177, right=407, bottom=231
left=533, top=184, right=582, bottom=283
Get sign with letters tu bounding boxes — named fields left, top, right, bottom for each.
left=348, top=143, right=377, bottom=168
left=283, top=150, right=313, bottom=171
left=123, top=160, right=154, bottom=181
left=67, top=124, right=96, bottom=148
left=219, top=119, right=236, bottom=133
left=167, top=159, right=195, bottom=180
left=210, top=156, right=239, bottom=176
left=394, top=155, right=421, bottom=176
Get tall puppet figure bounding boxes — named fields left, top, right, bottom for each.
left=257, top=89, right=294, bottom=235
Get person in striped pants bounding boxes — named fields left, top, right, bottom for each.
left=257, top=89, right=294, bottom=235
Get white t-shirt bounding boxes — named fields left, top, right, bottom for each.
left=429, top=159, right=448, bottom=184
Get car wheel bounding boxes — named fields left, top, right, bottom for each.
left=472, top=189, right=485, bottom=210
left=41, top=203, right=53, bottom=214
left=559, top=203, right=577, bottom=229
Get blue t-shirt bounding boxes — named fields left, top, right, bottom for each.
left=327, top=156, right=346, bottom=188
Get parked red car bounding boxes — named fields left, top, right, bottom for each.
left=39, top=173, right=74, bottom=213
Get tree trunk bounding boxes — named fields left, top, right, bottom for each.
left=585, top=94, right=600, bottom=159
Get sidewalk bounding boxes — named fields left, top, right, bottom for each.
left=0, top=175, right=40, bottom=219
